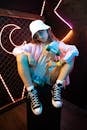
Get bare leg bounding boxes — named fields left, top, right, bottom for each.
left=51, top=60, right=74, bottom=108
left=16, top=54, right=42, bottom=115
left=16, top=54, right=33, bottom=90
left=56, top=60, right=74, bottom=82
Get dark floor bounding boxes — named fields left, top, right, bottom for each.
left=61, top=100, right=87, bottom=130
left=0, top=99, right=87, bottom=130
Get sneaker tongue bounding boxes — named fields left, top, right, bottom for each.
left=28, top=85, right=34, bottom=91
left=57, top=83, right=62, bottom=87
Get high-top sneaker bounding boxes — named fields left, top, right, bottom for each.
left=27, top=89, right=42, bottom=115
left=51, top=83, right=63, bottom=108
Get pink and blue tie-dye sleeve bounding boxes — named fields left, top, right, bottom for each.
left=12, top=43, right=32, bottom=56
left=59, top=41, right=79, bottom=63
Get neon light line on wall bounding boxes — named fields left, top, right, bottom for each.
left=54, top=0, right=73, bottom=29
left=0, top=74, right=15, bottom=103
left=40, top=0, right=46, bottom=16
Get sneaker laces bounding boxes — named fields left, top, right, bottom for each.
left=52, top=83, right=62, bottom=101
left=28, top=89, right=41, bottom=109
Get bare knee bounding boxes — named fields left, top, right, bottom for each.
left=16, top=54, right=29, bottom=64
left=58, top=60, right=74, bottom=80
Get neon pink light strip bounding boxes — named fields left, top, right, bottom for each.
left=40, top=0, right=46, bottom=16
left=54, top=0, right=73, bottom=29
left=0, top=74, right=15, bottom=103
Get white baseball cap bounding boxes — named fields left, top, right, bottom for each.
left=29, top=20, right=50, bottom=38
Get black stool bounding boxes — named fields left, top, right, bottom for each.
left=26, top=85, right=61, bottom=130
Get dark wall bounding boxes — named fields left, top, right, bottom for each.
left=0, top=0, right=87, bottom=109
left=0, top=0, right=43, bottom=14
left=44, top=0, right=87, bottom=109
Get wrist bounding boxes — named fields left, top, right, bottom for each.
left=56, top=59, right=65, bottom=66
